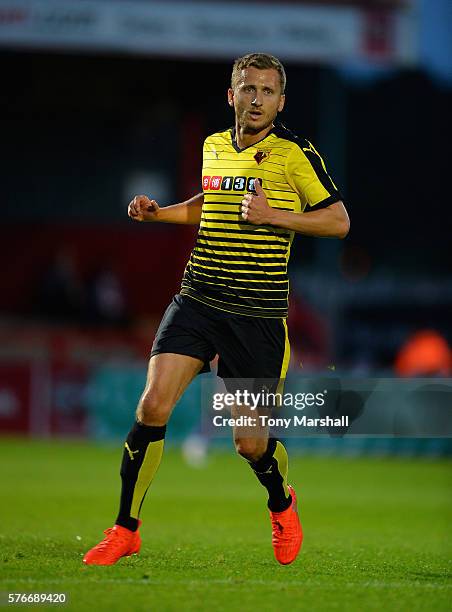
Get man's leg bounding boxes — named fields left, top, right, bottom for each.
left=233, top=407, right=302, bottom=565
left=83, top=353, right=203, bottom=565
left=216, top=313, right=302, bottom=563
left=232, top=409, right=291, bottom=513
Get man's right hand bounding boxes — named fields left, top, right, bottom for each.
left=128, top=195, right=160, bottom=222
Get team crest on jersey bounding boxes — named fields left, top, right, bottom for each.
left=254, top=150, right=270, bottom=165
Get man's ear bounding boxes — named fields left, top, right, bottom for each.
left=227, top=88, right=234, bottom=107
left=278, top=94, right=286, bottom=113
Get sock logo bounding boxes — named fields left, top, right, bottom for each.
left=125, top=442, right=139, bottom=461
left=254, top=466, right=273, bottom=475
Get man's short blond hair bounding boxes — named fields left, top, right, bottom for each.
left=231, top=53, right=286, bottom=94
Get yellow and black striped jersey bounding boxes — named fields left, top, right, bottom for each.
left=180, top=123, right=342, bottom=318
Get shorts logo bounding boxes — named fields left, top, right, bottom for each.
left=203, top=175, right=257, bottom=193
left=254, top=150, right=270, bottom=165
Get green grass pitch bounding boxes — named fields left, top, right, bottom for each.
left=0, top=439, right=451, bottom=611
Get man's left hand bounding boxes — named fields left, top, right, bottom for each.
left=241, top=179, right=274, bottom=225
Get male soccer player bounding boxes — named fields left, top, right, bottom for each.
left=83, top=53, right=349, bottom=567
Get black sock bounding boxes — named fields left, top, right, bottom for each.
left=116, top=421, right=166, bottom=531
left=248, top=438, right=292, bottom=512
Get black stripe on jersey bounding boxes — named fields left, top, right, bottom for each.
left=204, top=201, right=295, bottom=208
left=192, top=251, right=286, bottom=264
left=197, top=237, right=290, bottom=249
left=191, top=264, right=288, bottom=277
left=187, top=280, right=287, bottom=294
left=191, top=256, right=287, bottom=273
left=205, top=159, right=286, bottom=169
left=202, top=210, right=241, bottom=216
left=263, top=152, right=287, bottom=160
left=189, top=267, right=289, bottom=286
left=201, top=217, right=245, bottom=224
left=183, top=276, right=288, bottom=295
left=193, top=251, right=288, bottom=264
left=261, top=180, right=294, bottom=189
left=203, top=200, right=242, bottom=205
left=198, top=227, right=290, bottom=238
left=199, top=223, right=289, bottom=234
left=194, top=243, right=288, bottom=255
left=201, top=217, right=249, bottom=225
left=267, top=197, right=295, bottom=203
left=230, top=294, right=288, bottom=302
left=184, top=269, right=284, bottom=289
left=190, top=262, right=288, bottom=279
left=203, top=165, right=285, bottom=177
left=200, top=218, right=290, bottom=232
left=195, top=293, right=287, bottom=310
left=204, top=159, right=282, bottom=166
left=259, top=160, right=286, bottom=168
left=204, top=196, right=242, bottom=201
left=196, top=236, right=289, bottom=247
left=203, top=162, right=261, bottom=167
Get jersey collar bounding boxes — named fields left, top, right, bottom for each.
left=230, top=123, right=277, bottom=153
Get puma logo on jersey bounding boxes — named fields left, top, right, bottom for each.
left=302, top=142, right=318, bottom=156
left=125, top=442, right=139, bottom=460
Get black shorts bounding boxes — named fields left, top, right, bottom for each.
left=151, top=294, right=290, bottom=382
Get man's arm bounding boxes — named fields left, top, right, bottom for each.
left=128, top=192, right=204, bottom=225
left=241, top=180, right=349, bottom=238
left=264, top=201, right=349, bottom=239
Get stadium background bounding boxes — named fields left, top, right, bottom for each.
left=0, top=2, right=451, bottom=610
left=0, top=0, right=450, bottom=447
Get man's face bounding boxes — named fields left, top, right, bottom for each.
left=228, top=67, right=285, bottom=135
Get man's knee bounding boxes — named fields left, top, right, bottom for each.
left=136, top=390, right=173, bottom=426
left=234, top=437, right=268, bottom=462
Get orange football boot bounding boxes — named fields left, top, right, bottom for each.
left=269, top=485, right=303, bottom=565
left=83, top=521, right=141, bottom=566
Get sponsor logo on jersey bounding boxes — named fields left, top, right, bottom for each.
left=202, top=175, right=257, bottom=193
left=209, top=176, right=222, bottom=190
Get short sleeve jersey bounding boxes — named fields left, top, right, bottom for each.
left=180, top=123, right=342, bottom=318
